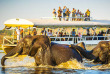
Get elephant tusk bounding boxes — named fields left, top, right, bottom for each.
left=6, top=53, right=19, bottom=59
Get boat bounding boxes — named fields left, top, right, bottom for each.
left=2, top=18, right=110, bottom=54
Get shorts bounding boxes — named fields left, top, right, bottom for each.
left=72, top=13, right=75, bottom=17
left=63, top=13, right=66, bottom=17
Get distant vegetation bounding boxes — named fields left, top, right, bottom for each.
left=0, top=29, right=13, bottom=47
left=0, top=29, right=13, bottom=35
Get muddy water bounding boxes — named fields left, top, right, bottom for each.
left=0, top=45, right=110, bottom=74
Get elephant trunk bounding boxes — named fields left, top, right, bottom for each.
left=1, top=55, right=7, bottom=66
left=1, top=44, right=22, bottom=66
left=71, top=45, right=96, bottom=60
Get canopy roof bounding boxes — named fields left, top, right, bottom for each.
left=29, top=19, right=110, bottom=28
left=4, top=18, right=110, bottom=28
left=4, top=18, right=34, bottom=28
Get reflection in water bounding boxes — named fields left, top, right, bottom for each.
left=1, top=67, right=110, bottom=74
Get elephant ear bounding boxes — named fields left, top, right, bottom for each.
left=34, top=42, right=52, bottom=65
left=30, top=35, right=52, bottom=65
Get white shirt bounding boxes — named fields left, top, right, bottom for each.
left=16, top=29, right=20, bottom=35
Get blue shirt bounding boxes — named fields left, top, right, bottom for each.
left=63, top=9, right=66, bottom=13
left=72, top=31, right=75, bottom=37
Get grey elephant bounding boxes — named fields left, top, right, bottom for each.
left=1, top=35, right=86, bottom=66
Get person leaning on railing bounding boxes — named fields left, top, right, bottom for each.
left=85, top=9, right=90, bottom=21
left=97, top=32, right=103, bottom=40
left=65, top=8, right=71, bottom=21
left=32, top=28, right=37, bottom=36
left=71, top=8, right=76, bottom=21
left=57, top=6, right=62, bottom=21
left=63, top=6, right=67, bottom=21
left=52, top=8, right=57, bottom=19
left=76, top=9, right=80, bottom=21
left=41, top=27, right=47, bottom=35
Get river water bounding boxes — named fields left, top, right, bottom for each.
left=0, top=49, right=110, bottom=74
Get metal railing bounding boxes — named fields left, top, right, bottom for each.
left=50, top=36, right=110, bottom=45
left=3, top=36, right=15, bottom=45
left=2, top=35, right=110, bottom=45
left=41, top=17, right=92, bottom=21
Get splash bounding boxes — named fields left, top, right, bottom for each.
left=5, top=55, right=36, bottom=67
left=91, top=63, right=110, bottom=69
left=56, top=59, right=84, bottom=69
left=3, top=55, right=110, bottom=70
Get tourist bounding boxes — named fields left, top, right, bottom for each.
left=47, top=29, right=50, bottom=36
left=97, top=32, right=103, bottom=40
left=16, top=26, right=21, bottom=43
left=101, top=30, right=104, bottom=35
left=47, top=29, right=53, bottom=37
left=41, top=27, right=47, bottom=35
left=48, top=30, right=53, bottom=37
left=71, top=29, right=76, bottom=37
left=63, top=6, right=67, bottom=21
left=65, top=8, right=71, bottom=21
left=85, top=9, right=90, bottom=21
left=57, top=6, right=62, bottom=21
left=101, top=30, right=104, bottom=40
left=52, top=8, right=57, bottom=19
left=76, top=9, right=80, bottom=21
left=81, top=13, right=84, bottom=21
left=32, top=28, right=37, bottom=36
left=78, top=32, right=82, bottom=39
left=71, top=8, right=76, bottom=21
left=20, top=29, right=23, bottom=38
left=63, top=32, right=68, bottom=41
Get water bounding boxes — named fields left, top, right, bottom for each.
left=0, top=50, right=110, bottom=74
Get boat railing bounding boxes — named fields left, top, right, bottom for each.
left=41, top=17, right=92, bottom=21
left=50, top=36, right=110, bottom=45
left=2, top=35, right=110, bottom=45
left=3, top=36, right=15, bottom=45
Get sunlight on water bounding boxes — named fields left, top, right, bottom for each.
left=91, top=63, right=110, bottom=69
left=56, top=59, right=84, bottom=69
left=2, top=54, right=110, bottom=70
left=5, top=55, right=36, bottom=67
left=5, top=55, right=84, bottom=69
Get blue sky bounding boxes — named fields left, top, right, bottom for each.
left=0, top=0, right=110, bottom=30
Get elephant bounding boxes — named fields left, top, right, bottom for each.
left=71, top=41, right=110, bottom=64
left=1, top=35, right=86, bottom=66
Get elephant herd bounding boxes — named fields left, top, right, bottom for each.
left=1, top=35, right=110, bottom=66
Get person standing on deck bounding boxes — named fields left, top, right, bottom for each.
left=57, top=6, right=62, bottom=21
left=78, top=32, right=82, bottom=40
left=76, top=9, right=80, bottom=21
left=71, top=29, right=76, bottom=37
left=20, top=29, right=23, bottom=38
left=85, top=9, right=90, bottom=21
left=32, top=28, right=37, bottom=36
left=65, top=8, right=71, bottom=21
left=16, top=26, right=21, bottom=43
left=72, top=8, right=76, bottom=21
left=41, top=27, right=47, bottom=35
left=47, top=29, right=50, bottom=36
left=63, top=6, right=67, bottom=21
left=71, top=29, right=77, bottom=43
left=48, top=30, right=53, bottom=37
left=52, top=8, right=57, bottom=19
